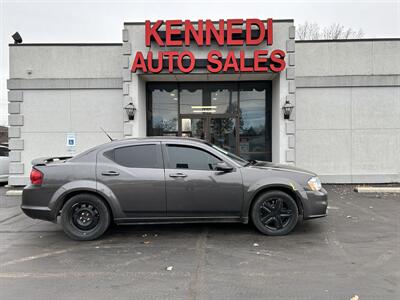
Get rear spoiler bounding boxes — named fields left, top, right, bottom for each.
left=31, top=156, right=73, bottom=166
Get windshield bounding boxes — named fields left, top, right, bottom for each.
left=210, top=144, right=249, bottom=166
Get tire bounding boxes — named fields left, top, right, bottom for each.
left=61, top=193, right=110, bottom=241
left=251, top=190, right=299, bottom=236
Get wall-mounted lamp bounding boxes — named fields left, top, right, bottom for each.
left=12, top=32, right=23, bottom=44
left=124, top=102, right=136, bottom=120
left=282, top=100, right=294, bottom=120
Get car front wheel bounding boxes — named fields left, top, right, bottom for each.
left=251, top=190, right=299, bottom=236
left=61, top=194, right=110, bottom=241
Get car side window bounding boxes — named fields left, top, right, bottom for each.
left=165, top=144, right=221, bottom=171
left=112, top=144, right=162, bottom=169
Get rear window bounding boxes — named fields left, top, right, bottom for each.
left=112, top=144, right=162, bottom=169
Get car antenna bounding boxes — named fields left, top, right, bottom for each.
left=100, top=127, right=114, bottom=141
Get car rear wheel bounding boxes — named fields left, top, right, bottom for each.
left=251, top=190, right=299, bottom=236
left=61, top=194, right=110, bottom=241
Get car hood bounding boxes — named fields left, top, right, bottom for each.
left=248, top=161, right=317, bottom=176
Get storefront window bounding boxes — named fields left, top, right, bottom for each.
left=148, top=84, right=178, bottom=136
left=239, top=82, right=271, bottom=161
left=209, top=117, right=237, bottom=154
left=147, top=81, right=272, bottom=161
left=209, top=85, right=238, bottom=114
left=180, top=84, right=203, bottom=114
left=179, top=83, right=238, bottom=114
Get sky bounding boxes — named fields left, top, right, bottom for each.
left=1, top=0, right=399, bottom=126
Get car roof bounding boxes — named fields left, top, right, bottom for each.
left=109, top=136, right=208, bottom=145
left=127, top=136, right=204, bottom=141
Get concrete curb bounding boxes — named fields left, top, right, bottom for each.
left=5, top=190, right=23, bottom=196
left=355, top=186, right=400, bottom=193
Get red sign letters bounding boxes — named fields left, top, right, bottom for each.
left=131, top=19, right=286, bottom=74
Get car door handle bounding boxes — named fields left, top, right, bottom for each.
left=169, top=173, right=187, bottom=178
left=101, top=171, right=119, bottom=176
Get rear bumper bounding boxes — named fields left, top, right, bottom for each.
left=21, top=205, right=56, bottom=222
left=301, top=188, right=328, bottom=220
left=21, top=185, right=58, bottom=222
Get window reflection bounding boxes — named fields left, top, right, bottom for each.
left=239, top=83, right=269, bottom=161
left=150, top=86, right=178, bottom=136
left=180, top=86, right=203, bottom=114
left=181, top=118, right=205, bottom=139
left=210, top=87, right=238, bottom=114
left=210, top=118, right=236, bottom=154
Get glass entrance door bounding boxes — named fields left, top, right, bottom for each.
left=181, top=118, right=207, bottom=140
left=209, top=117, right=237, bottom=154
left=180, top=116, right=237, bottom=154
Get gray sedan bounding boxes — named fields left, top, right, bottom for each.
left=22, top=137, right=328, bottom=240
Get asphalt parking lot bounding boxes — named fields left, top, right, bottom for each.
left=0, top=185, right=399, bottom=300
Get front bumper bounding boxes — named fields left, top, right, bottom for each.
left=301, top=187, right=328, bottom=220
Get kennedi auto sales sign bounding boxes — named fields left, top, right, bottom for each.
left=131, top=19, right=286, bottom=74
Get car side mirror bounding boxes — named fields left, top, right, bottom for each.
left=215, top=162, right=233, bottom=172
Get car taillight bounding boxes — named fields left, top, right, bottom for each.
left=30, top=168, right=43, bottom=185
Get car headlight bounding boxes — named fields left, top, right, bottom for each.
left=307, top=176, right=322, bottom=191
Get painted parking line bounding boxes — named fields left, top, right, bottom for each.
left=1, top=249, right=70, bottom=267
left=355, top=187, right=400, bottom=193
left=5, top=190, right=23, bottom=196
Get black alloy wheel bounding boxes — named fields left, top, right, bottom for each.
left=71, top=202, right=100, bottom=231
left=61, top=194, right=110, bottom=241
left=251, top=190, right=299, bottom=236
